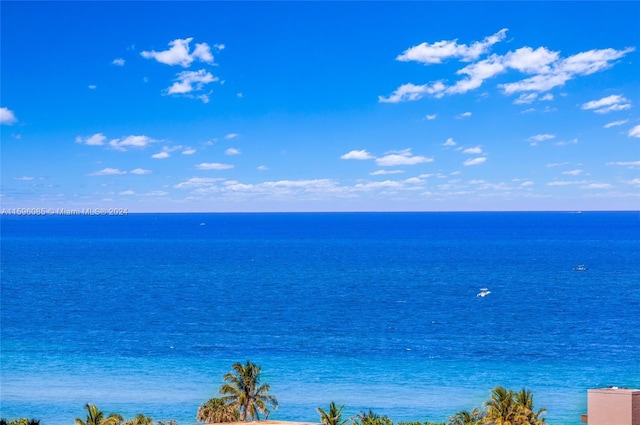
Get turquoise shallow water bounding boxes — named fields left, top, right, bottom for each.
left=1, top=212, right=639, bottom=424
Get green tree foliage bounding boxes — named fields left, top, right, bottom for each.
left=448, top=407, right=484, bottom=425
left=353, top=410, right=393, bottom=425
left=481, top=387, right=546, bottom=425
left=2, top=419, right=41, bottom=425
left=513, top=389, right=546, bottom=425
left=219, top=361, right=278, bottom=421
left=75, top=404, right=122, bottom=425
left=197, top=398, right=240, bottom=423
left=123, top=415, right=153, bottom=425
left=317, top=402, right=349, bottom=425
left=398, top=422, right=446, bottom=425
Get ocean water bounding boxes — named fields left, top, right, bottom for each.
left=1, top=212, right=639, bottom=425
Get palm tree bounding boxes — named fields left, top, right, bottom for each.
left=513, top=389, right=546, bottom=425
left=76, top=404, right=122, bottom=425
left=353, top=410, right=393, bottom=425
left=317, top=402, right=349, bottom=425
left=219, top=361, right=278, bottom=421
left=449, top=407, right=484, bottom=425
left=197, top=397, right=240, bottom=423
left=482, top=387, right=522, bottom=425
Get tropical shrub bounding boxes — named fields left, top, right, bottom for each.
left=123, top=415, right=153, bottom=425
left=2, top=419, right=41, bottom=425
left=353, top=410, right=393, bottom=425
left=197, top=397, right=240, bottom=423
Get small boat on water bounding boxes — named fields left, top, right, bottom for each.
left=573, top=265, right=588, bottom=271
left=477, top=288, right=491, bottom=297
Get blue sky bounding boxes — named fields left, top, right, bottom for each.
left=2, top=1, right=639, bottom=212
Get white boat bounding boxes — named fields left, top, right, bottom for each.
left=572, top=265, right=588, bottom=271
left=477, top=288, right=491, bottom=297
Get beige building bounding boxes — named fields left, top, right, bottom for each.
left=582, top=388, right=640, bottom=425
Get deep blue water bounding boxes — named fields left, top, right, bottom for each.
left=1, top=212, right=639, bottom=424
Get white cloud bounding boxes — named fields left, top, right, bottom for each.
left=143, top=190, right=170, bottom=197
left=88, top=168, right=127, bottom=176
left=225, top=133, right=239, bottom=139
left=515, top=93, right=553, bottom=105
left=375, top=149, right=433, bottom=166
left=404, top=177, right=423, bottom=184
left=463, top=157, right=487, bottom=166
left=196, top=162, right=234, bottom=170
left=514, top=93, right=539, bottom=104
left=173, top=177, right=223, bottom=189
left=141, top=38, right=215, bottom=67
left=182, top=148, right=196, bottom=155
left=581, top=183, right=613, bottom=189
left=547, top=180, right=589, bottom=186
left=581, top=95, right=631, bottom=114
left=385, top=32, right=634, bottom=103
left=0, top=108, right=17, bottom=125
left=604, top=120, right=628, bottom=128
left=109, top=135, right=157, bottom=151
left=152, top=152, right=170, bottom=159
left=462, top=146, right=483, bottom=154
left=119, top=190, right=135, bottom=195
left=225, top=148, right=241, bottom=155
left=503, top=46, right=559, bottom=74
left=555, top=138, right=578, bottom=146
left=457, top=111, right=472, bottom=119
left=192, top=42, right=214, bottom=63
left=130, top=168, right=152, bottom=175
left=354, top=180, right=403, bottom=191
left=501, top=47, right=634, bottom=94
left=88, top=85, right=97, bottom=90
left=425, top=114, right=437, bottom=120
left=379, top=81, right=446, bottom=103
left=14, top=176, right=34, bottom=181
left=562, top=169, right=583, bottom=176
left=447, top=55, right=505, bottom=95
left=500, top=72, right=571, bottom=94
left=443, top=138, right=456, bottom=147
left=528, top=133, right=555, bottom=145
left=547, top=162, right=569, bottom=167
left=625, top=178, right=640, bottom=185
left=257, top=165, right=269, bottom=171
left=197, top=94, right=210, bottom=104
left=166, top=69, right=218, bottom=94
left=341, top=149, right=375, bottom=160
left=370, top=169, right=405, bottom=175
left=396, top=28, right=507, bottom=64
left=628, top=125, right=640, bottom=138
left=112, top=58, right=125, bottom=66
left=560, top=48, right=634, bottom=76
left=606, top=161, right=640, bottom=167
left=76, top=133, right=107, bottom=146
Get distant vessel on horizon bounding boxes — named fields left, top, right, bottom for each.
left=477, top=288, right=491, bottom=297
left=573, top=265, right=588, bottom=271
